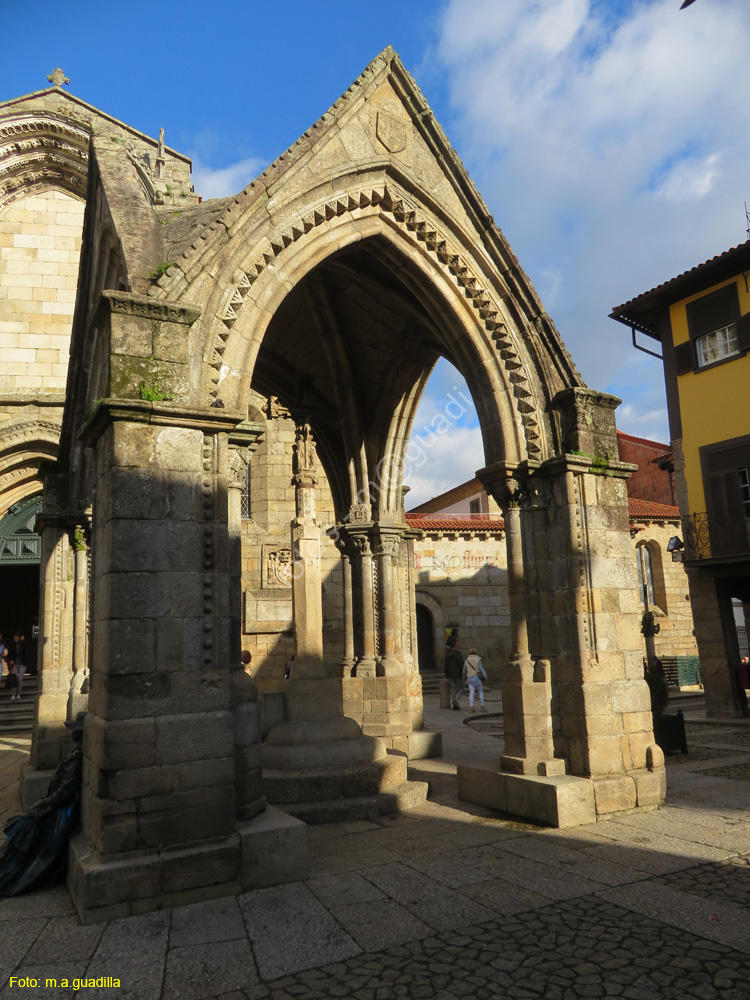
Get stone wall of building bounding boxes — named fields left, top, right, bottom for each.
left=630, top=520, right=698, bottom=659
left=412, top=526, right=509, bottom=682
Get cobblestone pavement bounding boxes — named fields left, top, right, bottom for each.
left=1, top=700, right=750, bottom=999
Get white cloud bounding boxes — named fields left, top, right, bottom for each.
left=190, top=155, right=266, bottom=200
left=655, top=152, right=720, bottom=203
left=434, top=0, right=750, bottom=443
left=404, top=424, right=486, bottom=508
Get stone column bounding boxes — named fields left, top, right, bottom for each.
left=346, top=524, right=377, bottom=677
left=290, top=422, right=324, bottom=677
left=545, top=388, right=664, bottom=811
left=463, top=390, right=665, bottom=825
left=338, top=542, right=356, bottom=676
left=29, top=514, right=75, bottom=773
left=374, top=525, right=405, bottom=676
left=486, top=478, right=562, bottom=777
left=69, top=526, right=90, bottom=719
left=227, top=423, right=265, bottom=819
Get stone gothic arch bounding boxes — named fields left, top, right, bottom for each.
left=30, top=48, right=665, bottom=921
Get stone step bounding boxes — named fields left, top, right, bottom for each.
left=263, top=752, right=408, bottom=806
left=420, top=673, right=442, bottom=694
left=0, top=675, right=39, bottom=735
left=276, top=780, right=429, bottom=824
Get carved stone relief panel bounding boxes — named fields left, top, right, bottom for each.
left=262, top=543, right=293, bottom=589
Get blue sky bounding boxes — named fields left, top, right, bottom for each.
left=4, top=0, right=748, bottom=505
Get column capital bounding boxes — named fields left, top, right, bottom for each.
left=79, top=399, right=244, bottom=446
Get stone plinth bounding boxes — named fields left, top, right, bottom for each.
left=457, top=761, right=597, bottom=828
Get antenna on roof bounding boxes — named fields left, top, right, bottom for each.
left=745, top=201, right=750, bottom=241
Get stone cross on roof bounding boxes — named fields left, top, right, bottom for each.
left=47, top=67, right=70, bottom=88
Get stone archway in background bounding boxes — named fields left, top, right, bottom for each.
left=415, top=590, right=447, bottom=674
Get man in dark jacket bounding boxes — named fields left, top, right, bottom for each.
left=444, top=640, right=464, bottom=710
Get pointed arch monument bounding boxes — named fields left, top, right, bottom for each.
left=32, top=49, right=664, bottom=921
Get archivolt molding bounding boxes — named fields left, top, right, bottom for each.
left=199, top=183, right=546, bottom=463
left=0, top=417, right=61, bottom=463
left=0, top=114, right=90, bottom=212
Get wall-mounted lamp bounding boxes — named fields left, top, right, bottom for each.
left=667, top=536, right=684, bottom=562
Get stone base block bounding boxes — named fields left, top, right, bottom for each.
left=383, top=731, right=443, bottom=759
left=632, top=766, right=666, bottom=807
left=593, top=775, right=637, bottom=815
left=68, top=805, right=308, bottom=924
left=239, top=805, right=309, bottom=889
left=68, top=832, right=241, bottom=924
left=20, top=765, right=55, bottom=810
left=457, top=762, right=597, bottom=828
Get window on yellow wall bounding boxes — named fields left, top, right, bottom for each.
left=695, top=323, right=739, bottom=367
left=676, top=283, right=750, bottom=373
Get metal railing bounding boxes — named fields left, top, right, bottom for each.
left=683, top=511, right=750, bottom=561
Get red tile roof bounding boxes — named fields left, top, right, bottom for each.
left=616, top=429, right=669, bottom=451
left=628, top=497, right=680, bottom=519
left=405, top=513, right=504, bottom=531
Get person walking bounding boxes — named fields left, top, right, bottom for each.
left=463, top=647, right=487, bottom=711
left=8, top=632, right=29, bottom=702
left=444, top=639, right=464, bottom=710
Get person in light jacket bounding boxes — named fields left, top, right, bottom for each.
left=463, top=647, right=487, bottom=711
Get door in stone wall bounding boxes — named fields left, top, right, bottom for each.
left=416, top=603, right=435, bottom=672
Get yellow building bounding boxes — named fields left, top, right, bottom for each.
left=611, top=241, right=750, bottom=717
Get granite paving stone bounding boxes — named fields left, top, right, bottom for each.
left=0, top=917, right=50, bottom=967
left=468, top=844, right=608, bottom=900
left=496, top=831, right=649, bottom=885
left=24, top=914, right=105, bottom=963
left=0, top=886, right=75, bottom=919
left=170, top=897, right=247, bottom=948
left=305, top=871, right=386, bottom=907
left=238, top=882, right=361, bottom=980
left=163, top=940, right=259, bottom=1000
left=455, top=877, right=550, bottom=914
left=400, top=854, right=489, bottom=889
left=325, top=898, right=432, bottom=951
left=359, top=862, right=496, bottom=931
left=609, top=807, right=750, bottom=853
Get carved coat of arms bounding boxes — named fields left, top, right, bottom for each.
left=376, top=110, right=408, bottom=154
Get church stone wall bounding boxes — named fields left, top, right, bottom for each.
left=0, top=189, right=83, bottom=395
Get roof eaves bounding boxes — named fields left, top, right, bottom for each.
left=611, top=240, right=750, bottom=332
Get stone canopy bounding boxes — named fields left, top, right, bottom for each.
left=28, top=47, right=665, bottom=922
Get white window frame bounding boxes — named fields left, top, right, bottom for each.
left=695, top=323, right=739, bottom=368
